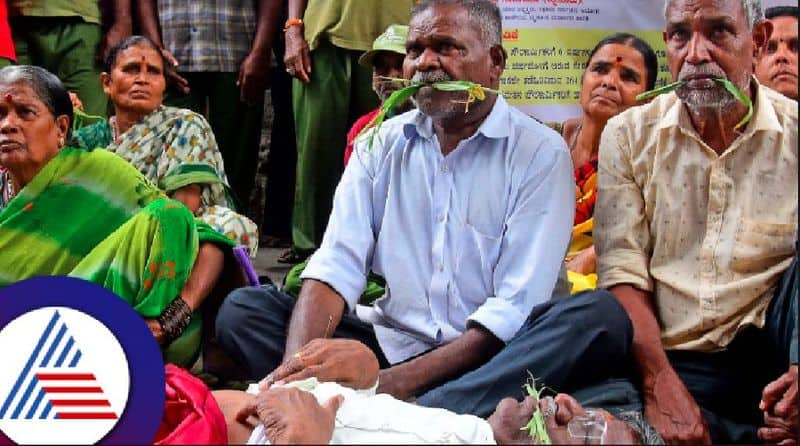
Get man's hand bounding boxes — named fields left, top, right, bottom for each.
left=159, top=48, right=191, bottom=94
left=758, top=365, right=798, bottom=446
left=238, top=50, right=271, bottom=104
left=643, top=368, right=711, bottom=445
left=566, top=246, right=596, bottom=275
left=283, top=27, right=311, bottom=83
left=68, top=92, right=84, bottom=111
left=268, top=339, right=379, bottom=390
left=97, top=22, right=131, bottom=62
left=255, top=387, right=343, bottom=444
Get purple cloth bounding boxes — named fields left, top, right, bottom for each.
left=233, top=246, right=260, bottom=286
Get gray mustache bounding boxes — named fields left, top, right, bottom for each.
left=678, top=64, right=726, bottom=81
left=412, top=72, right=452, bottom=84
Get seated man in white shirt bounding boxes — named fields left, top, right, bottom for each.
left=215, top=0, right=633, bottom=417
left=218, top=339, right=650, bottom=445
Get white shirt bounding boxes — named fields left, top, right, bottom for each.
left=302, top=96, right=574, bottom=364
left=246, top=379, right=496, bottom=444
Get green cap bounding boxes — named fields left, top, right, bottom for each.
left=359, top=24, right=409, bottom=67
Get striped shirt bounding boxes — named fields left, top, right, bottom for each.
left=157, top=0, right=256, bottom=73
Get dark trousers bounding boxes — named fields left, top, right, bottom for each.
left=164, top=72, right=264, bottom=208
left=215, top=285, right=633, bottom=417
left=261, top=25, right=296, bottom=240
left=573, top=258, right=798, bottom=444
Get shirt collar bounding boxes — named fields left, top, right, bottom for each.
left=403, top=94, right=512, bottom=141
left=658, top=77, right=783, bottom=134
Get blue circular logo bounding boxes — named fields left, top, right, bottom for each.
left=0, top=277, right=165, bottom=444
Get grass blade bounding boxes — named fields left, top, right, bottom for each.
left=635, top=80, right=685, bottom=102
left=715, top=78, right=753, bottom=130
left=361, top=78, right=500, bottom=150
left=522, top=378, right=551, bottom=445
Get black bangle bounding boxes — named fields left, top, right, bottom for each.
left=157, top=296, right=193, bottom=343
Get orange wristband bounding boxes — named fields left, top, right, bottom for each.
left=284, top=18, right=304, bottom=32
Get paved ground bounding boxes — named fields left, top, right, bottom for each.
left=252, top=247, right=294, bottom=285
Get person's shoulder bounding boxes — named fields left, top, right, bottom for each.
left=351, top=109, right=419, bottom=161
left=763, top=86, right=799, bottom=126
left=507, top=106, right=569, bottom=155
left=164, top=106, right=212, bottom=128
left=611, top=92, right=676, bottom=129
left=604, top=93, right=678, bottom=153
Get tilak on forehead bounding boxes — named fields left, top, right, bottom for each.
left=4, top=94, right=11, bottom=103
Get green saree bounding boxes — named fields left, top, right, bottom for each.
left=73, top=106, right=259, bottom=256
left=0, top=147, right=233, bottom=365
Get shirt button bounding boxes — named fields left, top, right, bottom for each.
left=438, top=214, right=445, bottom=222
left=437, top=263, right=444, bottom=272
left=441, top=164, right=449, bottom=173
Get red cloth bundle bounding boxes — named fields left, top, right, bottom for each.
left=154, top=364, right=227, bottom=444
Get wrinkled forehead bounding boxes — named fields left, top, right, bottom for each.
left=666, top=0, right=746, bottom=24
left=114, top=44, right=165, bottom=68
left=0, top=82, right=43, bottom=104
left=407, top=4, right=480, bottom=43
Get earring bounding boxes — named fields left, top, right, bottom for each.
left=58, top=137, right=65, bottom=147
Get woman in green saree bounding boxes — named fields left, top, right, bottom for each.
left=0, top=65, right=238, bottom=366
left=73, top=36, right=259, bottom=257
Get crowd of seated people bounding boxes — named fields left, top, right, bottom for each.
left=0, top=0, right=796, bottom=444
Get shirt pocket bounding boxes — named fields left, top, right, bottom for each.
left=731, top=219, right=796, bottom=273
left=455, top=222, right=502, bottom=299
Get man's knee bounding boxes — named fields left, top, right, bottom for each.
left=560, top=289, right=633, bottom=351
left=216, top=286, right=272, bottom=344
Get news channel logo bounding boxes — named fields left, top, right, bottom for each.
left=0, top=277, right=165, bottom=444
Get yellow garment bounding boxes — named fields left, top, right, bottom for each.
left=303, top=0, right=415, bottom=51
left=567, top=218, right=597, bottom=293
left=596, top=80, right=797, bottom=352
left=566, top=165, right=598, bottom=293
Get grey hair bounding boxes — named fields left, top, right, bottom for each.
left=0, top=65, right=73, bottom=137
left=664, top=0, right=763, bottom=29
left=411, top=0, right=502, bottom=48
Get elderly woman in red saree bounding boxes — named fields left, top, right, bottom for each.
left=550, top=33, right=658, bottom=292
left=0, top=65, right=241, bottom=366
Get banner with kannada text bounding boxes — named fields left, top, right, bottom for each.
left=498, top=0, right=794, bottom=123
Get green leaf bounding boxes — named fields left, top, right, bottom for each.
left=363, top=77, right=500, bottom=150
left=521, top=378, right=551, bottom=445
left=635, top=80, right=685, bottom=102
left=365, top=83, right=422, bottom=149
left=715, top=78, right=753, bottom=130
left=72, top=108, right=106, bottom=132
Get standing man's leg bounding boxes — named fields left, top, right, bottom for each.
left=9, top=18, right=107, bottom=116
left=262, top=31, right=297, bottom=244
left=416, top=290, right=633, bottom=417
left=290, top=40, right=378, bottom=257
left=215, top=283, right=389, bottom=380
left=208, top=72, right=264, bottom=210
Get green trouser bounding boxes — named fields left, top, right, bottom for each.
left=292, top=40, right=379, bottom=253
left=10, top=17, right=107, bottom=117
left=164, top=72, right=264, bottom=208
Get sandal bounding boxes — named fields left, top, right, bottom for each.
left=277, top=248, right=311, bottom=264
